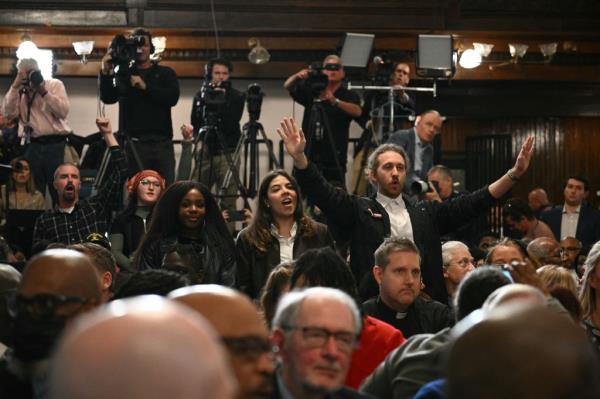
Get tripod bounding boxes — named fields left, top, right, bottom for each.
left=305, top=99, right=346, bottom=187
left=93, top=72, right=144, bottom=195
left=222, top=116, right=280, bottom=199
left=193, top=111, right=251, bottom=210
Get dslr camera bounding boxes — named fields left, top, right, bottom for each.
left=411, top=178, right=440, bottom=195
left=25, top=69, right=44, bottom=89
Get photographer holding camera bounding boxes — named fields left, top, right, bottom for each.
left=284, top=54, right=361, bottom=186
left=2, top=58, right=71, bottom=202
left=99, top=27, right=180, bottom=184
left=183, top=58, right=245, bottom=215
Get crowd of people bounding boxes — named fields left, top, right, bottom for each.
left=0, top=26, right=599, bottom=399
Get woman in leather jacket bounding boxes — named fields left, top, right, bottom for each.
left=236, top=170, right=333, bottom=298
left=134, top=180, right=236, bottom=286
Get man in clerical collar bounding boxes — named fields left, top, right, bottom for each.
left=362, top=237, right=453, bottom=338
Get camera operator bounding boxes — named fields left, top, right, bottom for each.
left=99, top=27, right=180, bottom=184
left=283, top=54, right=361, bottom=185
left=2, top=58, right=71, bottom=202
left=185, top=58, right=245, bottom=214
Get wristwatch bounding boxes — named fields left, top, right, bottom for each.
left=334, top=98, right=341, bottom=106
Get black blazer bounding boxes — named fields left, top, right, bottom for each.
left=295, top=162, right=496, bottom=303
left=540, top=204, right=600, bottom=253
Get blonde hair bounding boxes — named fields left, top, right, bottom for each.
left=537, top=265, right=578, bottom=297
left=580, top=241, right=600, bottom=319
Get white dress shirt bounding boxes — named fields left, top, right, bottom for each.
left=376, top=192, right=414, bottom=241
left=270, top=222, right=298, bottom=263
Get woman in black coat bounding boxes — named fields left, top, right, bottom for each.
left=236, top=170, right=333, bottom=298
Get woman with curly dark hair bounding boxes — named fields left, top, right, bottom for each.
left=134, top=180, right=236, bottom=286
left=236, top=170, right=333, bottom=298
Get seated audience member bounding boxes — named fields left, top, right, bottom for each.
left=68, top=242, right=117, bottom=303
left=134, top=181, right=236, bottom=286
left=278, top=116, right=535, bottom=304
left=362, top=237, right=453, bottom=338
left=445, top=305, right=600, bottom=399
left=537, top=264, right=578, bottom=297
left=170, top=285, right=274, bottom=399
left=271, top=287, right=373, bottom=399
left=579, top=241, right=600, bottom=352
left=540, top=175, right=600, bottom=254
left=49, top=296, right=236, bottom=399
left=527, top=187, right=553, bottom=218
left=0, top=264, right=21, bottom=356
left=560, top=236, right=582, bottom=271
left=259, top=261, right=294, bottom=328
left=476, top=231, right=499, bottom=256
left=112, top=269, right=189, bottom=299
left=0, top=157, right=45, bottom=219
left=289, top=247, right=406, bottom=389
left=109, top=169, right=165, bottom=272
left=0, top=249, right=100, bottom=398
left=236, top=170, right=333, bottom=299
left=32, top=117, right=127, bottom=246
left=527, top=236, right=562, bottom=267
left=502, top=197, right=555, bottom=241
left=441, top=241, right=475, bottom=305
left=360, top=266, right=511, bottom=399
left=485, top=237, right=529, bottom=266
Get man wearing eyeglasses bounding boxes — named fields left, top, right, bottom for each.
left=271, top=287, right=373, bottom=399
left=169, top=285, right=275, bottom=399
left=284, top=55, right=362, bottom=186
left=0, top=249, right=100, bottom=398
left=441, top=241, right=475, bottom=305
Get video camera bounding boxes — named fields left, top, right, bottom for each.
left=373, top=55, right=395, bottom=85
left=201, top=80, right=231, bottom=111
left=108, top=34, right=146, bottom=76
left=246, top=83, right=264, bottom=122
left=305, top=62, right=340, bottom=97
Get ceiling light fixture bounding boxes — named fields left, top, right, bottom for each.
left=72, top=41, right=94, bottom=64
left=248, top=38, right=270, bottom=65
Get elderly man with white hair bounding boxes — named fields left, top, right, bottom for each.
left=2, top=58, right=71, bottom=202
left=271, top=287, right=374, bottom=399
left=49, top=295, right=236, bottom=399
left=441, top=241, right=475, bottom=304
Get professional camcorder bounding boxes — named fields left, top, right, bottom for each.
left=305, top=62, right=340, bottom=97
left=373, top=55, right=395, bottom=85
left=109, top=34, right=146, bottom=74
left=201, top=80, right=231, bottom=108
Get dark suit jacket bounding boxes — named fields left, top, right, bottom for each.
left=540, top=204, right=600, bottom=253
left=387, top=128, right=434, bottom=184
left=295, top=162, right=496, bottom=303
left=271, top=373, right=375, bottom=399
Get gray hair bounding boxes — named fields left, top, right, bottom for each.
left=366, top=143, right=410, bottom=176
left=17, top=58, right=39, bottom=72
left=374, top=237, right=420, bottom=270
left=428, top=164, right=453, bottom=181
left=53, top=162, right=80, bottom=182
left=322, top=54, right=341, bottom=66
left=442, top=241, right=470, bottom=267
left=272, top=287, right=361, bottom=335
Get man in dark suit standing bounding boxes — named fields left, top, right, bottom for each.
left=540, top=176, right=600, bottom=253
left=386, top=110, right=443, bottom=189
left=278, top=117, right=535, bottom=303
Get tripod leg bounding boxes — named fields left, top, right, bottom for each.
left=317, top=103, right=346, bottom=187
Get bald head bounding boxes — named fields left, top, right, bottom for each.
left=170, top=285, right=264, bottom=336
left=482, top=283, right=546, bottom=312
left=527, top=237, right=561, bottom=267
left=0, top=263, right=21, bottom=291
left=528, top=188, right=550, bottom=212
left=50, top=296, right=236, bottom=399
left=447, top=305, right=600, bottom=399
left=170, top=285, right=274, bottom=399
left=20, top=249, right=100, bottom=305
